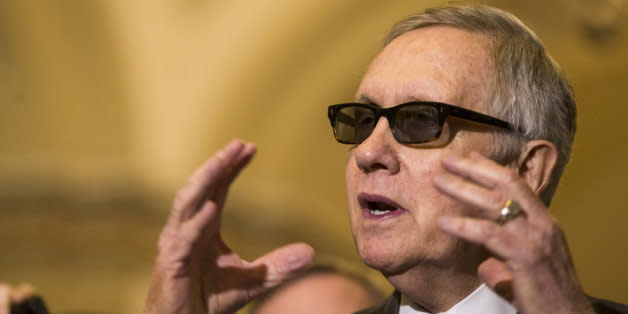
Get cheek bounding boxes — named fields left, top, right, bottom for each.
left=345, top=159, right=357, bottom=197
left=345, top=158, right=360, bottom=217
left=403, top=154, right=468, bottom=221
left=403, top=156, right=442, bottom=203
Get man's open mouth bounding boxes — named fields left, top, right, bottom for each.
left=358, top=193, right=405, bottom=218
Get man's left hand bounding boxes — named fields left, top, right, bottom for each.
left=433, top=152, right=594, bottom=314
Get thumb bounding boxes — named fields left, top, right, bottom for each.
left=478, top=257, right=514, bottom=302
left=252, top=242, right=315, bottom=289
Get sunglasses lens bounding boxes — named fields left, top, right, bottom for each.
left=333, top=106, right=377, bottom=144
left=393, top=105, right=441, bottom=143
left=331, top=103, right=444, bottom=144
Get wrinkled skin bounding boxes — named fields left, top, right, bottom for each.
left=435, top=152, right=594, bottom=314
left=346, top=26, right=594, bottom=313
left=144, top=140, right=314, bottom=314
left=144, top=24, right=595, bottom=314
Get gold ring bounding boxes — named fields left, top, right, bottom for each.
left=497, top=200, right=523, bottom=225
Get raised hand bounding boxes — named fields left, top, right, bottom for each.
left=144, top=140, right=314, bottom=314
left=433, top=151, right=594, bottom=314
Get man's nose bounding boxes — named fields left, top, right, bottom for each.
left=353, top=117, right=401, bottom=174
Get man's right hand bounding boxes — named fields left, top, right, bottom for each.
left=144, top=139, right=315, bottom=314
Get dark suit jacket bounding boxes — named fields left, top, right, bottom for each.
left=355, top=291, right=628, bottom=314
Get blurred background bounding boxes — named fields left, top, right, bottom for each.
left=0, top=0, right=626, bottom=313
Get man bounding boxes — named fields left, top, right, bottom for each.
left=248, top=265, right=382, bottom=314
left=144, top=5, right=627, bottom=314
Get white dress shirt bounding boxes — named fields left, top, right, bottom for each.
left=399, top=284, right=516, bottom=314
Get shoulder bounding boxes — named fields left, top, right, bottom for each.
left=354, top=291, right=400, bottom=314
left=589, top=296, right=628, bottom=314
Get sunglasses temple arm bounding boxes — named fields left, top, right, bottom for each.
left=448, top=107, right=518, bottom=132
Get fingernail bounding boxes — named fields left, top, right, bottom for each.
left=228, top=139, right=242, bottom=150
left=245, top=142, right=258, bottom=153
left=223, top=140, right=244, bottom=157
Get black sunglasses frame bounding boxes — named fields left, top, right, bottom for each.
left=328, top=101, right=518, bottom=144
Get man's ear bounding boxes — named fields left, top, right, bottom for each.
left=517, top=140, right=558, bottom=195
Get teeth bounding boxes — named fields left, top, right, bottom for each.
left=366, top=200, right=397, bottom=216
left=370, top=209, right=392, bottom=215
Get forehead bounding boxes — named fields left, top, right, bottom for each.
left=357, top=26, right=494, bottom=110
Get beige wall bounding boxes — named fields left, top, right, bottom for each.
left=0, top=1, right=627, bottom=313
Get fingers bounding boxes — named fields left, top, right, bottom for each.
left=440, top=152, right=500, bottom=189
left=212, top=143, right=256, bottom=210
left=158, top=140, right=256, bottom=261
left=179, top=202, right=219, bottom=245
left=435, top=152, right=550, bottom=224
left=173, top=139, right=245, bottom=222
left=221, top=243, right=314, bottom=307
left=478, top=258, right=514, bottom=302
left=437, top=216, right=526, bottom=261
left=433, top=173, right=500, bottom=219
left=252, top=243, right=315, bottom=288
left=436, top=153, right=592, bottom=313
left=170, top=140, right=256, bottom=225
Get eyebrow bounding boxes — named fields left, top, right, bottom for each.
left=356, top=95, right=386, bottom=108
left=404, top=95, right=430, bottom=103
left=356, top=94, right=435, bottom=107
left=356, top=94, right=373, bottom=104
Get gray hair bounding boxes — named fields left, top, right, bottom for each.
left=382, top=5, right=576, bottom=205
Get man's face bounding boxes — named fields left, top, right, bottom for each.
left=346, top=26, right=496, bottom=275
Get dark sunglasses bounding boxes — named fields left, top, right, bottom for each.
left=327, top=101, right=517, bottom=144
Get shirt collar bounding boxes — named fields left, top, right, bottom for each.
left=399, top=284, right=516, bottom=314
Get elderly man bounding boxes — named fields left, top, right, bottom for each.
left=144, top=5, right=627, bottom=314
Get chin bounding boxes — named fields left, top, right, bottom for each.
left=355, top=229, right=481, bottom=278
left=355, top=234, right=416, bottom=276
